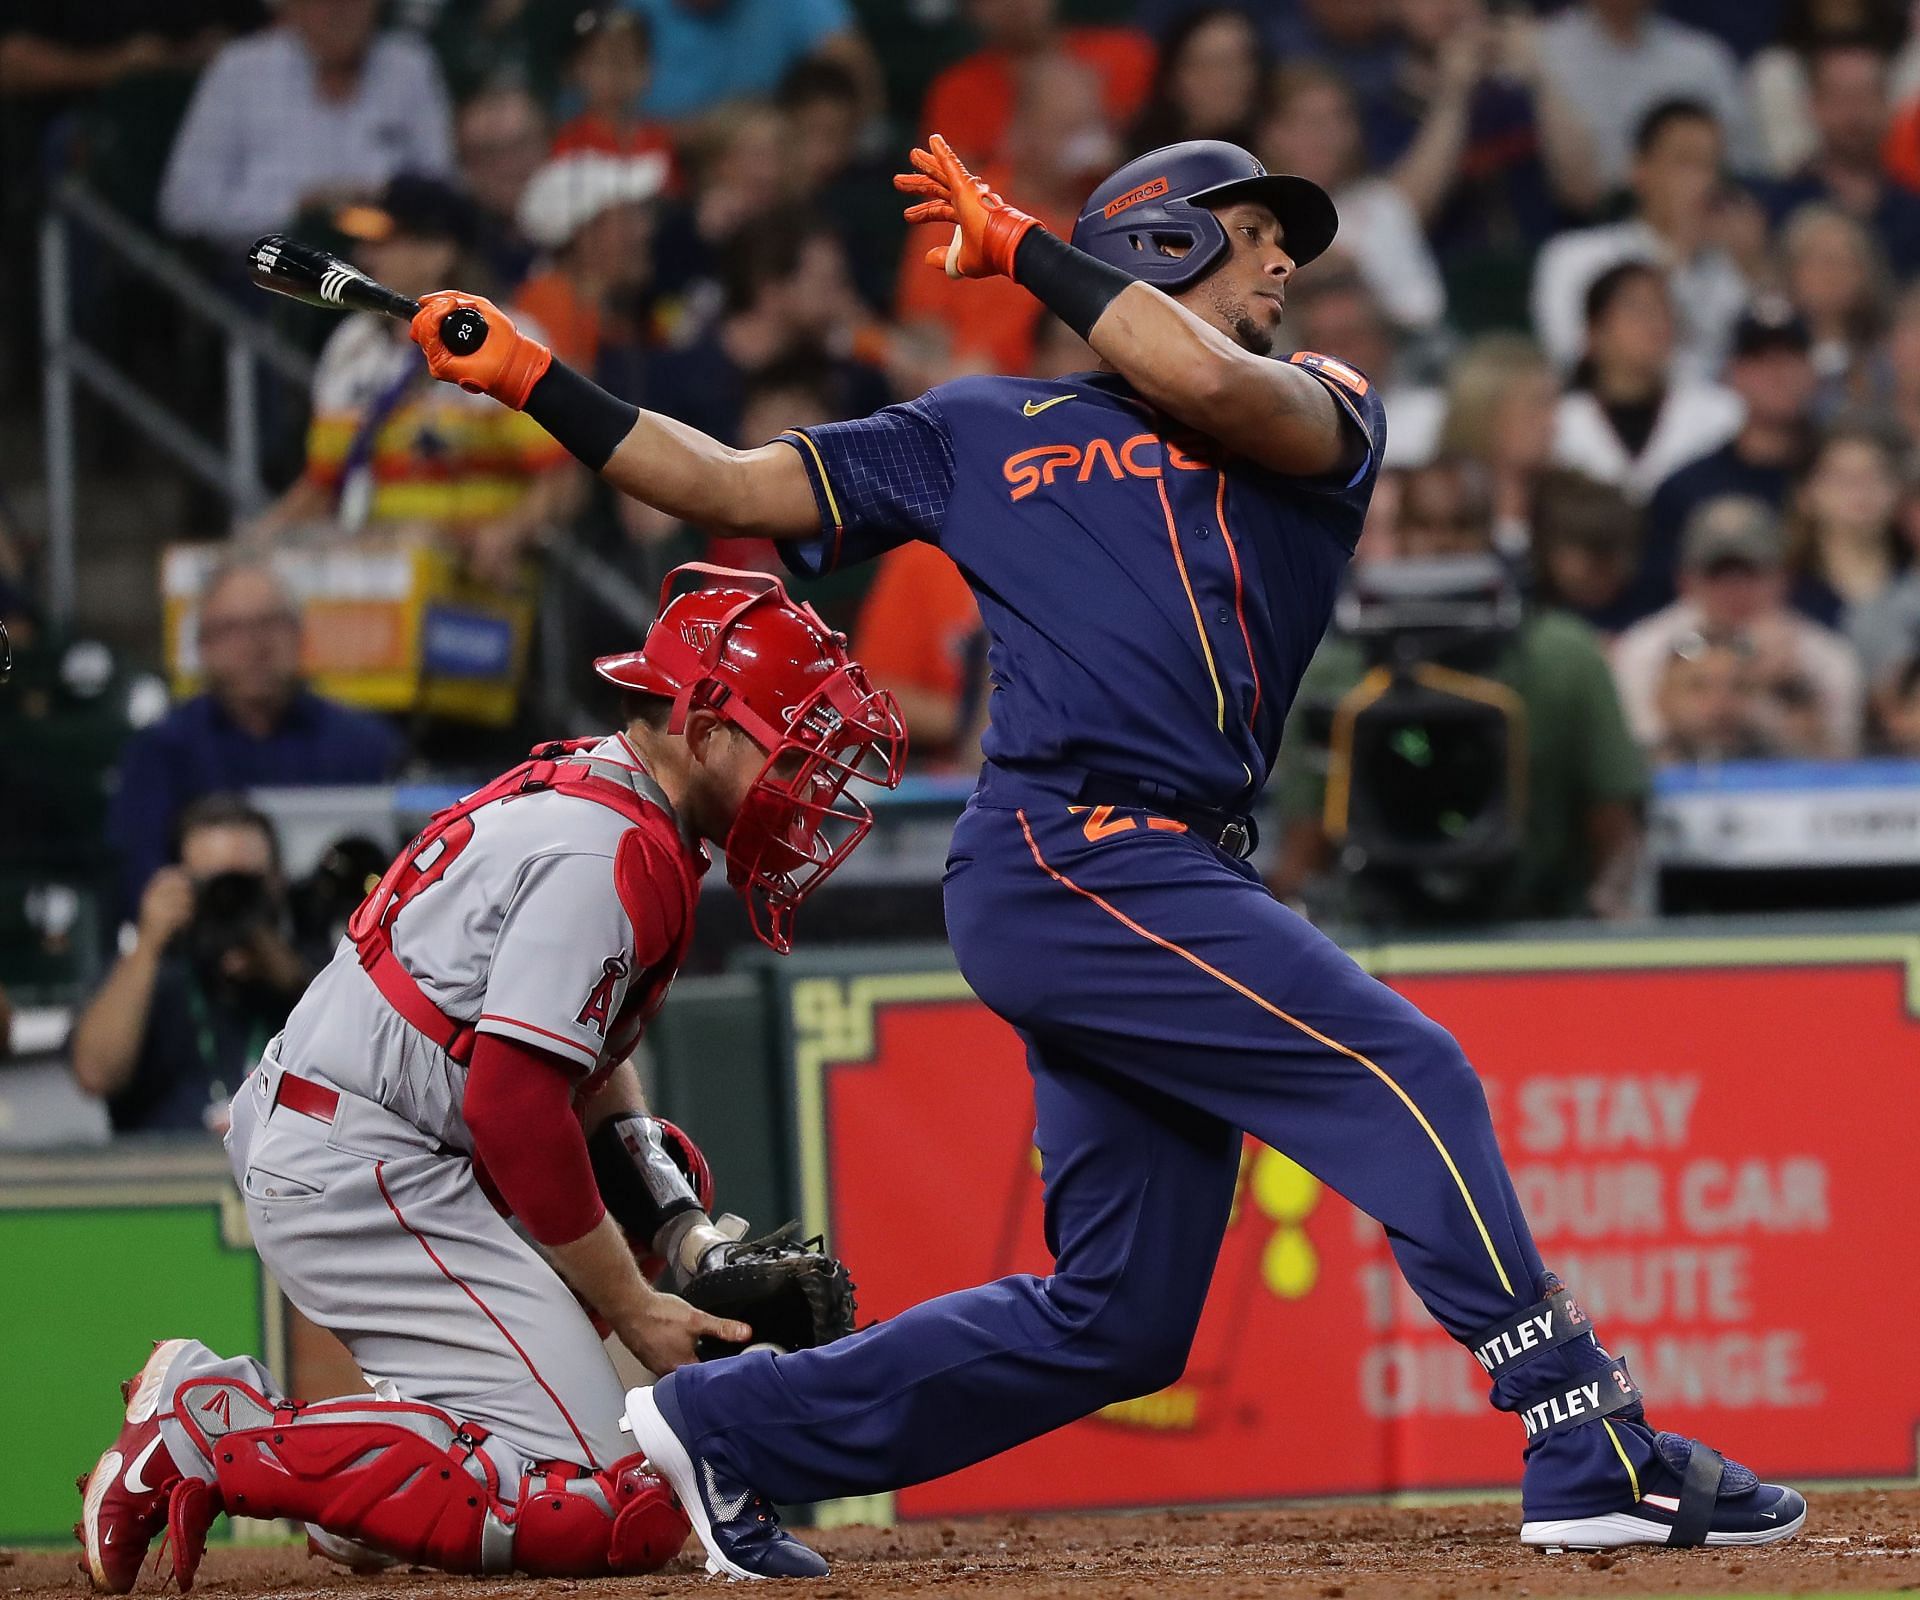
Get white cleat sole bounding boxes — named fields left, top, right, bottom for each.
left=622, top=1385, right=763, bottom=1582
left=1521, top=1507, right=1807, bottom=1550
left=80, top=1450, right=120, bottom=1588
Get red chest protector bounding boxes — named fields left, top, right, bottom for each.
left=347, top=739, right=701, bottom=1093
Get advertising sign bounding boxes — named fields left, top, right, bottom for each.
left=785, top=935, right=1920, bottom=1520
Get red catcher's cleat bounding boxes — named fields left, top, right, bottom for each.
left=79, top=1340, right=219, bottom=1594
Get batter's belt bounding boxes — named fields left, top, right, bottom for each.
left=981, top=761, right=1259, bottom=859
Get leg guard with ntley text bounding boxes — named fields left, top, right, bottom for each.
left=169, top=1376, right=689, bottom=1575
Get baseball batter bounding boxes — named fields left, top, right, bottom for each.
left=77, top=570, right=900, bottom=1592
left=404, top=136, right=1806, bottom=1577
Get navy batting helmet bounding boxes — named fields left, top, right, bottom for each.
left=1070, top=141, right=1338, bottom=293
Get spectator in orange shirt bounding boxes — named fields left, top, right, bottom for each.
left=513, top=150, right=668, bottom=383
left=854, top=541, right=987, bottom=769
left=920, top=0, right=1154, bottom=169
left=897, top=52, right=1117, bottom=375
left=550, top=7, right=681, bottom=190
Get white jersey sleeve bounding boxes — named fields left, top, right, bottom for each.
left=476, top=851, right=638, bottom=1071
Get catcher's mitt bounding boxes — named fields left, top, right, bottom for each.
left=680, top=1223, right=857, bottom=1361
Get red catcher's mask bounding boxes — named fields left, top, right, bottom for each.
left=593, top=564, right=906, bottom=952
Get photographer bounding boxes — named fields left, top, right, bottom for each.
left=70, top=796, right=311, bottom=1136
left=1272, top=458, right=1647, bottom=924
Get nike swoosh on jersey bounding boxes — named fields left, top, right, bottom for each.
left=122, top=1435, right=165, bottom=1495
left=1022, top=394, right=1075, bottom=417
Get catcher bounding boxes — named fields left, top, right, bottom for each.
left=76, top=566, right=896, bottom=1593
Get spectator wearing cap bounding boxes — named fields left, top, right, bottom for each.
left=1612, top=495, right=1865, bottom=756
left=919, top=0, right=1153, bottom=173
left=1649, top=629, right=1775, bottom=765
left=514, top=149, right=669, bottom=386
left=1785, top=420, right=1909, bottom=630
left=1634, top=302, right=1820, bottom=624
left=1534, top=0, right=1756, bottom=191
left=159, top=0, right=452, bottom=251
left=1551, top=260, right=1742, bottom=503
left=551, top=8, right=679, bottom=185
left=1531, top=100, right=1750, bottom=384
left=1273, top=456, right=1647, bottom=922
left=1758, top=41, right=1920, bottom=277
left=622, top=0, right=880, bottom=125
left=1256, top=64, right=1446, bottom=337
left=107, top=561, right=403, bottom=919
left=247, top=174, right=578, bottom=588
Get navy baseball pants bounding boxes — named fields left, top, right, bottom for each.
left=664, top=766, right=1642, bottom=1517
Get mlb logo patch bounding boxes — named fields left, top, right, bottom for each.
left=1290, top=351, right=1369, bottom=395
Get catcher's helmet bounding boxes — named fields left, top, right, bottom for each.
left=1070, top=140, right=1338, bottom=293
left=595, top=563, right=905, bottom=953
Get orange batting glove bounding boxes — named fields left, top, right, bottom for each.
left=894, top=133, right=1043, bottom=281
left=410, top=291, right=552, bottom=410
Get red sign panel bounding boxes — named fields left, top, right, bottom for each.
left=808, top=944, right=1919, bottom=1516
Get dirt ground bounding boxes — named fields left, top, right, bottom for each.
left=9, top=1488, right=1919, bottom=1599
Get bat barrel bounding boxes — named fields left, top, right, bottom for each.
left=246, top=234, right=487, bottom=353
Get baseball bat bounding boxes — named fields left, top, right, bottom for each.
left=246, top=234, right=488, bottom=356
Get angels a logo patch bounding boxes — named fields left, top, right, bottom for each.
left=576, top=955, right=631, bottom=1036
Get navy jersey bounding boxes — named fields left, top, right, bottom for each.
left=776, top=357, right=1387, bottom=813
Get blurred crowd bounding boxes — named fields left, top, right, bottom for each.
left=7, top=0, right=1920, bottom=1011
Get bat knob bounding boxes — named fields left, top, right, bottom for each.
left=439, top=306, right=489, bottom=356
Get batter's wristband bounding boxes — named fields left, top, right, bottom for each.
left=1013, top=228, right=1136, bottom=342
left=523, top=360, right=640, bottom=472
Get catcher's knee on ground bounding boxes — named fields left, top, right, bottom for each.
left=169, top=1374, right=688, bottom=1576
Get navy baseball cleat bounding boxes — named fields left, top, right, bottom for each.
left=622, top=1378, right=828, bottom=1579
left=1521, top=1432, right=1806, bottom=1551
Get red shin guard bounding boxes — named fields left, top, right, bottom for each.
left=171, top=1378, right=688, bottom=1576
